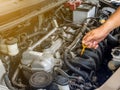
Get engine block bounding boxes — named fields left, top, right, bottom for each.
left=0, top=0, right=120, bottom=90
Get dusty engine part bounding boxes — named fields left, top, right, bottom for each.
left=73, top=3, right=96, bottom=24
left=111, top=47, right=120, bottom=61
left=55, top=75, right=70, bottom=90
left=0, top=0, right=120, bottom=90
left=29, top=71, right=53, bottom=89
left=0, top=85, right=9, bottom=90
left=108, top=47, right=120, bottom=70
left=108, top=60, right=120, bottom=71
left=22, top=39, right=63, bottom=72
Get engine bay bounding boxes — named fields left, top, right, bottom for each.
left=0, top=0, right=120, bottom=90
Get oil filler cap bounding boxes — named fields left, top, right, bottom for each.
left=5, top=37, right=18, bottom=45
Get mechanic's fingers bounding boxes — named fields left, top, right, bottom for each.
left=87, top=43, right=92, bottom=48
left=82, top=32, right=91, bottom=42
left=84, top=41, right=98, bottom=49
left=92, top=41, right=98, bottom=49
left=82, top=32, right=94, bottom=44
left=94, top=44, right=99, bottom=49
left=82, top=38, right=94, bottom=47
left=85, top=42, right=93, bottom=48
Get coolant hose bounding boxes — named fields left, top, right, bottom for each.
left=114, top=34, right=120, bottom=43
left=107, top=34, right=119, bottom=47
left=4, top=73, right=18, bottom=90
left=54, top=67, right=85, bottom=83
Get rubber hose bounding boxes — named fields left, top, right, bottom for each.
left=114, top=34, right=120, bottom=43
left=107, top=34, right=119, bottom=47
left=4, top=73, right=18, bottom=90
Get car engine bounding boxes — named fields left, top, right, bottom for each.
left=0, top=0, right=120, bottom=90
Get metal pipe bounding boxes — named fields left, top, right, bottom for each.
left=29, top=28, right=57, bottom=50
left=12, top=67, right=26, bottom=88
left=68, top=24, right=87, bottom=50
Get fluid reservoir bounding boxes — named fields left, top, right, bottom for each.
left=29, top=71, right=53, bottom=89
left=5, top=37, right=19, bottom=56
left=55, top=75, right=70, bottom=90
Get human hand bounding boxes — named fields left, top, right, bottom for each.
left=82, top=28, right=109, bottom=49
